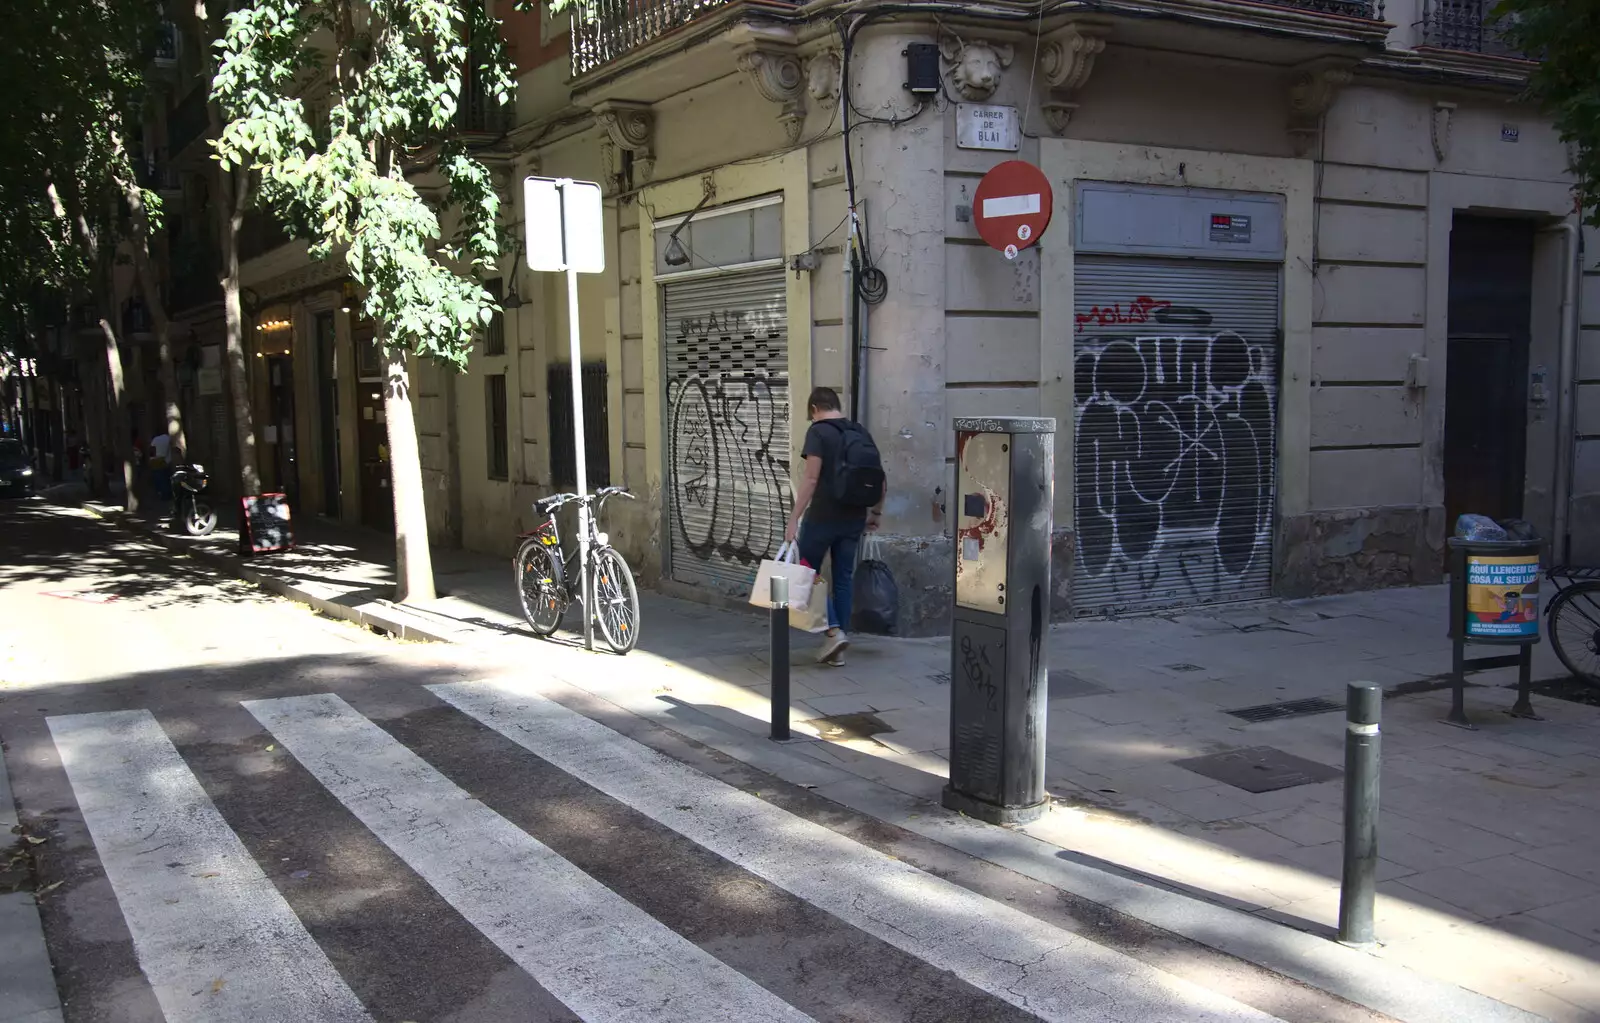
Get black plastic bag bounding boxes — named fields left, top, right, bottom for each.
left=852, top=536, right=899, bottom=636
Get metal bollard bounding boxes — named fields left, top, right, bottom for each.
left=1338, top=681, right=1382, bottom=946
left=770, top=575, right=790, bottom=741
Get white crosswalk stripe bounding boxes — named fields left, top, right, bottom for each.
left=45, top=693, right=1302, bottom=1023
left=431, top=679, right=1286, bottom=1023
left=243, top=692, right=815, bottom=1023
left=46, top=709, right=372, bottom=1023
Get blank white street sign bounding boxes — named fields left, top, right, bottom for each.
left=524, top=176, right=605, bottom=274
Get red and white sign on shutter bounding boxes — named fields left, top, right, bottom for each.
left=972, top=160, right=1054, bottom=260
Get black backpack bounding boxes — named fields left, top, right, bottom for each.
left=820, top=419, right=885, bottom=508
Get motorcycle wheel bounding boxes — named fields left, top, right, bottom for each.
left=186, top=498, right=218, bottom=536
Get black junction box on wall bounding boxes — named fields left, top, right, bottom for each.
left=904, top=43, right=940, bottom=94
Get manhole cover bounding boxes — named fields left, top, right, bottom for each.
left=1173, top=746, right=1341, bottom=793
left=1048, top=670, right=1109, bottom=699
left=1225, top=696, right=1343, bottom=723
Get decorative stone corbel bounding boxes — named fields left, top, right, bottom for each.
left=1431, top=101, right=1456, bottom=163
left=1287, top=59, right=1353, bottom=158
left=806, top=49, right=842, bottom=104
left=736, top=40, right=807, bottom=146
left=593, top=100, right=655, bottom=183
left=1038, top=21, right=1111, bottom=136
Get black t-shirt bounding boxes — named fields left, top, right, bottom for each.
left=802, top=418, right=868, bottom=525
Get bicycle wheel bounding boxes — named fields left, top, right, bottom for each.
left=515, top=539, right=565, bottom=637
left=591, top=546, right=640, bottom=655
left=186, top=498, right=218, bottom=536
left=1549, top=581, right=1600, bottom=688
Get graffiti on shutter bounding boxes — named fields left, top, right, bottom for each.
left=1072, top=257, right=1280, bottom=615
left=663, top=269, right=791, bottom=594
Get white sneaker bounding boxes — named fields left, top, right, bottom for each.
left=817, top=630, right=850, bottom=664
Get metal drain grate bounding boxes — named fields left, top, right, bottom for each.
left=1049, top=670, right=1110, bottom=699
left=928, top=672, right=951, bottom=685
left=1225, top=696, right=1342, bottom=724
left=1165, top=663, right=1206, bottom=673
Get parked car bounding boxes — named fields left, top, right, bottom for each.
left=0, top=439, right=37, bottom=495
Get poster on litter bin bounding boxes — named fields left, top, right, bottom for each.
left=1465, top=554, right=1540, bottom=639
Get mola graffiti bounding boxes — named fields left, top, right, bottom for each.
left=1073, top=326, right=1276, bottom=602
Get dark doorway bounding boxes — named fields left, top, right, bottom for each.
left=353, top=322, right=393, bottom=531
left=1444, top=215, right=1536, bottom=537
left=266, top=354, right=298, bottom=508
left=315, top=312, right=340, bottom=518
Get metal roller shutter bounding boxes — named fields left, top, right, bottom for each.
left=662, top=268, right=790, bottom=595
left=1072, top=257, right=1281, bottom=616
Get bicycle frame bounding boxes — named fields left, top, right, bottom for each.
left=516, top=489, right=629, bottom=599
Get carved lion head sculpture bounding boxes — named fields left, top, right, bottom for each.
left=939, top=36, right=1014, bottom=101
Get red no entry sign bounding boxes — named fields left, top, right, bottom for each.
left=973, top=160, right=1053, bottom=260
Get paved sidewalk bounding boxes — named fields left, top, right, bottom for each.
left=81, top=503, right=1600, bottom=1022
left=0, top=740, right=64, bottom=1023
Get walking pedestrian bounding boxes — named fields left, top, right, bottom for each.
left=784, top=387, right=886, bottom=666
left=148, top=429, right=173, bottom=506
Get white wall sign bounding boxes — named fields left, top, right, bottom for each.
left=524, top=176, right=605, bottom=274
left=956, top=104, right=1020, bottom=152
left=197, top=367, right=222, bottom=396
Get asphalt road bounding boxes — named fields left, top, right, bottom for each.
left=0, top=499, right=1394, bottom=1023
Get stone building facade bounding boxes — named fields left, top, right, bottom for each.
left=187, top=0, right=1598, bottom=633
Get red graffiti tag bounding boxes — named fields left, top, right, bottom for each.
left=1075, top=296, right=1172, bottom=333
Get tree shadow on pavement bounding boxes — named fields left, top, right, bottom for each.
left=1, top=650, right=1400, bottom=1023
left=0, top=502, right=265, bottom=609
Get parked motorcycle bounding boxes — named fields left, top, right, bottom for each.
left=168, top=463, right=218, bottom=536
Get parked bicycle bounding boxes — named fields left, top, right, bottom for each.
left=1545, top=565, right=1600, bottom=689
left=514, top=486, right=640, bottom=655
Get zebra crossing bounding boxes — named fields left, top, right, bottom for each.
left=42, top=676, right=1295, bottom=1023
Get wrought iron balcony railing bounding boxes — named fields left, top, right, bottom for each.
left=571, top=0, right=753, bottom=78
left=1277, top=0, right=1383, bottom=18
left=1421, top=0, right=1528, bottom=57
left=570, top=0, right=1383, bottom=77
left=457, top=72, right=512, bottom=137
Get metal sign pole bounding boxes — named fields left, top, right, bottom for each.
left=525, top=174, right=605, bottom=654
left=566, top=264, right=592, bottom=652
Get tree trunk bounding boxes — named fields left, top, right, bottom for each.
left=119, top=171, right=186, bottom=461
left=75, top=332, right=109, bottom=502
left=95, top=296, right=135, bottom=513
left=216, top=163, right=260, bottom=504
left=382, top=345, right=435, bottom=603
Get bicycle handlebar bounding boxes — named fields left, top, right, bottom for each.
left=534, top=487, right=635, bottom=515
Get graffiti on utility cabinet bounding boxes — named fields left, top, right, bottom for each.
left=1074, top=326, right=1276, bottom=598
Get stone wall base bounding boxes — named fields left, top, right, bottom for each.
left=1277, top=505, right=1446, bottom=598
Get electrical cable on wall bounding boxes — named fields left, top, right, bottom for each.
left=834, top=2, right=1091, bottom=414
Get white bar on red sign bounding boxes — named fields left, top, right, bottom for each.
left=982, top=193, right=1041, bottom=218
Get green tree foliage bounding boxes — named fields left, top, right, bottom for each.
left=209, top=0, right=573, bottom=600
left=0, top=0, right=166, bottom=501
left=1496, top=0, right=1600, bottom=223
left=211, top=0, right=519, bottom=370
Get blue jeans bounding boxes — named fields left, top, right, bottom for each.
left=797, top=517, right=863, bottom=630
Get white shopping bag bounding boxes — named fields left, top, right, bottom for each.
left=749, top=542, right=815, bottom=611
